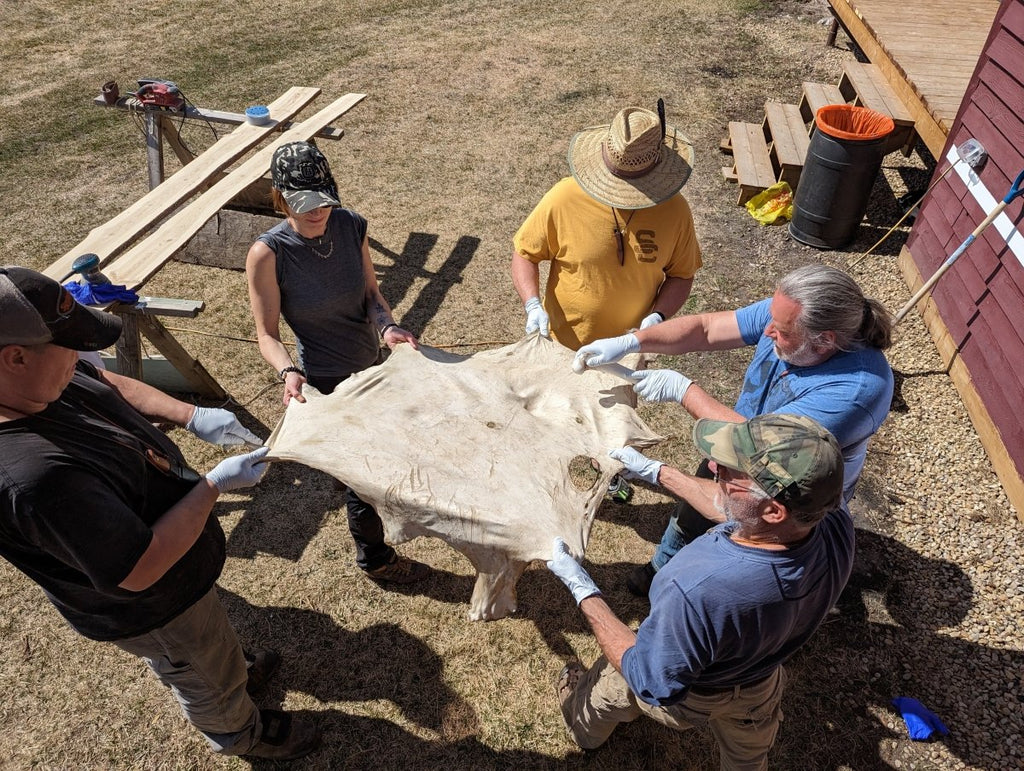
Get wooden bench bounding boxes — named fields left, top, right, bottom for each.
left=798, top=81, right=846, bottom=126
left=762, top=102, right=811, bottom=189
left=722, top=122, right=776, bottom=204
left=46, top=90, right=367, bottom=396
left=838, top=61, right=916, bottom=154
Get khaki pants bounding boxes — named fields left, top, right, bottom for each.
left=113, top=587, right=260, bottom=755
left=562, top=657, right=785, bottom=771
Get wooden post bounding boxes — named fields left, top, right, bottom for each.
left=115, top=313, right=143, bottom=381
left=144, top=111, right=165, bottom=189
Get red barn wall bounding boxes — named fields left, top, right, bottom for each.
left=901, top=0, right=1024, bottom=518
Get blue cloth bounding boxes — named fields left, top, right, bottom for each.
left=733, top=298, right=894, bottom=502
left=892, top=697, right=949, bottom=740
left=621, top=507, right=855, bottom=707
left=63, top=281, right=139, bottom=306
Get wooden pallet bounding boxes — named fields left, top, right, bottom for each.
left=763, top=102, right=811, bottom=189
left=722, top=121, right=776, bottom=204
left=838, top=60, right=917, bottom=154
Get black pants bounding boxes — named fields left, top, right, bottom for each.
left=308, top=370, right=395, bottom=572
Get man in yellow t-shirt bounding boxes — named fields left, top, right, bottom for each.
left=512, top=102, right=702, bottom=351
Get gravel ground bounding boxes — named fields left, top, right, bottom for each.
left=750, top=146, right=1024, bottom=769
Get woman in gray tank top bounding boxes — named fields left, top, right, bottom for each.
left=245, top=141, right=430, bottom=586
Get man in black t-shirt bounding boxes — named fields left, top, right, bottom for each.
left=0, top=266, right=318, bottom=760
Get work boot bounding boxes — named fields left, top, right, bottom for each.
left=626, top=562, right=656, bottom=598
left=244, top=648, right=281, bottom=695
left=244, top=709, right=320, bottom=760
left=365, top=554, right=430, bottom=585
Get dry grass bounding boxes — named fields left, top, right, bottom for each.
left=2, top=1, right=1015, bottom=769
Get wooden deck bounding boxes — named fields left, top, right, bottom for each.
left=828, top=0, right=1000, bottom=158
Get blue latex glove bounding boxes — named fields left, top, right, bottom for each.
left=524, top=296, right=550, bottom=338
left=631, top=369, right=693, bottom=404
left=572, top=333, right=640, bottom=373
left=186, top=406, right=263, bottom=447
left=205, top=447, right=270, bottom=493
left=891, top=697, right=949, bottom=741
left=63, top=281, right=139, bottom=305
left=546, top=537, right=601, bottom=605
left=608, top=447, right=664, bottom=486
left=639, top=311, right=664, bottom=329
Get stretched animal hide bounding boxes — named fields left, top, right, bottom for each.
left=266, top=334, right=661, bottom=620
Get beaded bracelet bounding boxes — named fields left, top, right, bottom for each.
left=380, top=322, right=399, bottom=337
left=279, top=365, right=305, bottom=381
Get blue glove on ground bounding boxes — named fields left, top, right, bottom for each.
left=546, top=537, right=601, bottom=605
left=631, top=369, right=693, bottom=404
left=608, top=447, right=664, bottom=486
left=572, top=333, right=640, bottom=373
left=524, top=296, right=550, bottom=337
left=63, top=281, right=139, bottom=305
left=891, top=697, right=949, bottom=741
left=186, top=406, right=263, bottom=447
left=206, top=447, right=270, bottom=493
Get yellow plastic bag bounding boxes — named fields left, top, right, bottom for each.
left=745, top=181, right=793, bottom=225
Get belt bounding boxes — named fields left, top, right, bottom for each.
left=687, top=672, right=773, bottom=697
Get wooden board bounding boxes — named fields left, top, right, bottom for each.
left=103, top=93, right=367, bottom=293
left=724, top=121, right=775, bottom=204
left=763, top=102, right=810, bottom=189
left=799, top=82, right=846, bottom=125
left=827, top=0, right=999, bottom=158
left=44, top=86, right=322, bottom=282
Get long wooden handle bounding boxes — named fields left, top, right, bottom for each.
left=895, top=200, right=1008, bottom=322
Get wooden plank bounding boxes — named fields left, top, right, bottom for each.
left=44, top=86, right=322, bottom=282
left=764, top=102, right=810, bottom=188
left=104, top=93, right=367, bottom=292
left=726, top=122, right=775, bottom=204
left=93, top=96, right=346, bottom=140
left=898, top=244, right=1024, bottom=522
left=136, top=316, right=226, bottom=398
left=839, top=61, right=918, bottom=154
left=799, top=82, right=845, bottom=125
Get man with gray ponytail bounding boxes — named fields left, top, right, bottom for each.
left=574, top=264, right=893, bottom=597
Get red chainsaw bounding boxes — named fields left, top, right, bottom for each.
left=133, top=78, right=184, bottom=110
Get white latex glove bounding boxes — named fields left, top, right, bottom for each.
left=631, top=369, right=693, bottom=404
left=524, top=296, right=550, bottom=338
left=608, top=447, right=664, bottom=486
left=572, top=333, right=640, bottom=373
left=546, top=537, right=601, bottom=605
left=205, top=447, right=270, bottom=493
left=639, top=311, right=665, bottom=330
left=186, top=407, right=263, bottom=447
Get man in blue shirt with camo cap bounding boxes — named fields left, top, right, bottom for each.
left=547, top=413, right=853, bottom=770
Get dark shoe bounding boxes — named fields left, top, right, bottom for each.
left=626, top=561, right=656, bottom=597
left=365, top=554, right=430, bottom=585
left=245, top=709, right=320, bottom=760
left=244, top=648, right=281, bottom=695
left=556, top=661, right=584, bottom=710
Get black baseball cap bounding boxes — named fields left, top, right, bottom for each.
left=0, top=266, right=123, bottom=351
left=270, top=141, right=341, bottom=214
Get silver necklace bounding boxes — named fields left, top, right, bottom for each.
left=303, top=232, right=334, bottom=259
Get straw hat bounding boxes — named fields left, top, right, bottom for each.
left=568, top=104, right=694, bottom=209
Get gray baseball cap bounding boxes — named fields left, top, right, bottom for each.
left=0, top=266, right=122, bottom=351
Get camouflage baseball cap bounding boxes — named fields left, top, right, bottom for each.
left=693, top=413, right=843, bottom=516
left=270, top=141, right=341, bottom=214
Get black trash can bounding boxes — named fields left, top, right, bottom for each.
left=789, top=105, right=894, bottom=249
